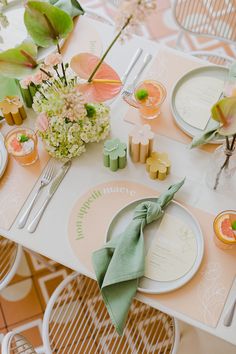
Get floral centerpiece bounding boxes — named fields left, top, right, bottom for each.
left=21, top=54, right=111, bottom=159
left=0, top=0, right=156, bottom=160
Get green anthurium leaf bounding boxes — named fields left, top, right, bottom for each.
left=190, top=127, right=220, bottom=148
left=49, top=0, right=84, bottom=17
left=211, top=97, right=236, bottom=136
left=0, top=40, right=38, bottom=79
left=24, top=1, right=73, bottom=48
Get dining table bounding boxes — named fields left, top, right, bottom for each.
left=0, top=15, right=236, bottom=347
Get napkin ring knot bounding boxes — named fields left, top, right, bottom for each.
left=133, top=201, right=163, bottom=225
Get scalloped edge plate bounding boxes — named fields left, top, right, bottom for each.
left=171, top=65, right=228, bottom=145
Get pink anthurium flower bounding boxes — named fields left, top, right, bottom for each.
left=70, top=53, right=122, bottom=102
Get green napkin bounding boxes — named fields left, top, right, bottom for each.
left=92, top=179, right=185, bottom=335
left=49, top=0, right=84, bottom=17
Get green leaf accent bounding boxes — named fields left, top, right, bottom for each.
left=228, top=61, right=236, bottom=82
left=135, top=88, right=148, bottom=101
left=85, top=104, right=96, bottom=118
left=211, top=97, right=236, bottom=136
left=0, top=40, right=38, bottom=79
left=190, top=127, right=220, bottom=148
left=19, top=134, right=29, bottom=142
left=232, top=220, right=236, bottom=230
left=24, top=1, right=73, bottom=48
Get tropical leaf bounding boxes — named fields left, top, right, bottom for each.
left=24, top=1, right=73, bottom=48
left=211, top=97, right=236, bottom=136
left=0, top=40, right=38, bottom=79
left=190, top=127, right=220, bottom=148
left=49, top=0, right=84, bottom=17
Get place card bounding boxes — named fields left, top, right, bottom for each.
left=175, top=77, right=223, bottom=130
left=145, top=213, right=197, bottom=282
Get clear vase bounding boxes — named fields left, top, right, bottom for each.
left=205, top=143, right=236, bottom=191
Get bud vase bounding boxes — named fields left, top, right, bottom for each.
left=205, top=143, right=236, bottom=191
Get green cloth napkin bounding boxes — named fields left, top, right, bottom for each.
left=92, top=179, right=185, bottom=335
left=49, top=0, right=84, bottom=17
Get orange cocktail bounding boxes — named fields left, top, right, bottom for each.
left=5, top=128, right=38, bottom=166
left=213, top=210, right=236, bottom=250
left=134, top=80, right=166, bottom=120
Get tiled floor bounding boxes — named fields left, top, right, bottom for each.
left=0, top=252, right=72, bottom=351
left=1, top=1, right=236, bottom=353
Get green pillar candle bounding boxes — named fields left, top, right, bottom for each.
left=103, top=138, right=127, bottom=172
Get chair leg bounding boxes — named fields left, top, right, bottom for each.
left=23, top=248, right=56, bottom=272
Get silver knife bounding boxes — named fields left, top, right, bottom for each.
left=121, top=48, right=143, bottom=85
left=27, top=160, right=72, bottom=233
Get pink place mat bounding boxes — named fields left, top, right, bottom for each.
left=0, top=124, right=49, bottom=230
left=124, top=47, right=219, bottom=153
left=68, top=180, right=236, bottom=328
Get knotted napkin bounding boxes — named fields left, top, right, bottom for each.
left=92, top=179, right=185, bottom=335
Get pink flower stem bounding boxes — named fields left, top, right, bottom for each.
left=30, top=82, right=47, bottom=100
left=87, top=16, right=132, bottom=83
left=40, top=67, right=52, bottom=78
left=56, top=42, right=67, bottom=86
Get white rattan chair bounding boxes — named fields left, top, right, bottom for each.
left=172, top=0, right=236, bottom=49
left=42, top=272, right=180, bottom=354
left=0, top=235, right=55, bottom=292
left=190, top=50, right=234, bottom=67
left=0, top=236, right=22, bottom=292
left=1, top=331, right=44, bottom=354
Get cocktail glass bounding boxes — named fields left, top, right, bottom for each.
left=213, top=210, right=236, bottom=250
left=124, top=80, right=166, bottom=120
left=5, top=128, right=38, bottom=166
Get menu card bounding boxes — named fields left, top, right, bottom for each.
left=175, top=77, right=223, bottom=130
left=145, top=213, right=198, bottom=282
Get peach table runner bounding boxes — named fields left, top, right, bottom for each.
left=124, top=47, right=222, bottom=153
left=68, top=180, right=236, bottom=328
left=0, top=17, right=103, bottom=231
left=0, top=123, right=49, bottom=230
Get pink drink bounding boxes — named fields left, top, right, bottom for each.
left=134, top=80, right=166, bottom=120
left=5, top=128, right=38, bottom=166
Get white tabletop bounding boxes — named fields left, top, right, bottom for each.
left=1, top=17, right=236, bottom=346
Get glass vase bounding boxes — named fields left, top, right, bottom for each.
left=205, top=143, right=236, bottom=192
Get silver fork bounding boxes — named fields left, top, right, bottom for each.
left=122, top=53, right=153, bottom=100
left=18, top=161, right=55, bottom=229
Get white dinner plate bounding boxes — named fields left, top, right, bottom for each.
left=0, top=132, right=8, bottom=179
left=171, top=66, right=228, bottom=144
left=107, top=198, right=204, bottom=294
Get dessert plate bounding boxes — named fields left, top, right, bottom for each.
left=107, top=198, right=204, bottom=294
left=171, top=66, right=228, bottom=144
left=0, top=132, right=8, bottom=179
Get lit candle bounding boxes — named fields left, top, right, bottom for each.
left=146, top=151, right=171, bottom=180
left=103, top=138, right=127, bottom=172
left=0, top=96, right=27, bottom=125
left=129, top=124, right=154, bottom=163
